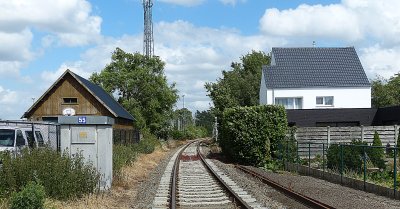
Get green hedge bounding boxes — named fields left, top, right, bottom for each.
left=219, top=105, right=287, bottom=166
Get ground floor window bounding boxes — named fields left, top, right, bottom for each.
left=316, top=96, right=334, bottom=106
left=275, top=97, right=303, bottom=109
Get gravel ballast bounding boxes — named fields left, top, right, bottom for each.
left=250, top=167, right=400, bottom=209
left=131, top=145, right=181, bottom=209
left=139, top=141, right=400, bottom=209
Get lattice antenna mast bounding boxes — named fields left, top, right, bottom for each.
left=143, top=0, right=154, bottom=57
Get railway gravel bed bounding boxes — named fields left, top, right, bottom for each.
left=211, top=160, right=310, bottom=209
left=131, top=146, right=180, bottom=209
left=200, top=142, right=310, bottom=209
left=247, top=166, right=400, bottom=209
left=134, top=140, right=400, bottom=209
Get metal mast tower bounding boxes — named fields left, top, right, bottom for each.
left=143, top=0, right=154, bottom=57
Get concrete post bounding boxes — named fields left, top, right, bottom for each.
left=361, top=125, right=364, bottom=142
left=327, top=126, right=331, bottom=147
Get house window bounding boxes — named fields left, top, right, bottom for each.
left=275, top=97, right=303, bottom=109
left=316, top=96, right=334, bottom=106
left=63, top=98, right=78, bottom=104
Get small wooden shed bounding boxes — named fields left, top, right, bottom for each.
left=22, top=69, right=135, bottom=130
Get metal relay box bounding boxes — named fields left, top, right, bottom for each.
left=58, top=116, right=114, bottom=190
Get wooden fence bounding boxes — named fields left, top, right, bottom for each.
left=294, top=125, right=399, bottom=157
left=113, top=129, right=140, bottom=145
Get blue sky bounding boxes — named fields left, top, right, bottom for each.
left=0, top=0, right=399, bottom=119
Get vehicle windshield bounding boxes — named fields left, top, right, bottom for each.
left=35, top=131, right=44, bottom=147
left=0, top=129, right=15, bottom=147
left=24, top=131, right=36, bottom=148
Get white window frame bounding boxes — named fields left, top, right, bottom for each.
left=275, top=97, right=303, bottom=109
left=316, top=96, right=334, bottom=106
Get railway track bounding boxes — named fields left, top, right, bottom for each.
left=152, top=140, right=336, bottom=209
left=235, top=165, right=336, bottom=209
left=152, top=141, right=267, bottom=209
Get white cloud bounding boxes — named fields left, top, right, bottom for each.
left=43, top=20, right=282, bottom=114
left=0, top=0, right=102, bottom=87
left=260, top=0, right=400, bottom=45
left=260, top=4, right=362, bottom=42
left=0, top=62, right=22, bottom=78
left=0, top=86, right=17, bottom=105
left=158, top=0, right=205, bottom=7
left=0, top=0, right=102, bottom=47
left=0, top=86, right=19, bottom=120
left=219, top=0, right=246, bottom=6
left=0, top=29, right=33, bottom=62
left=359, top=45, right=400, bottom=79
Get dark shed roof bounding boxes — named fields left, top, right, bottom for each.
left=22, top=70, right=135, bottom=121
left=263, top=47, right=370, bottom=88
left=71, top=72, right=135, bottom=121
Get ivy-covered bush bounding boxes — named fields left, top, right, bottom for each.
left=219, top=105, right=287, bottom=166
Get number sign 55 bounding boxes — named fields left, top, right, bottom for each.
left=78, top=117, right=87, bottom=124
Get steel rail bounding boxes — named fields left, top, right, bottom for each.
left=170, top=141, right=195, bottom=209
left=197, top=141, right=252, bottom=209
left=235, top=165, right=336, bottom=209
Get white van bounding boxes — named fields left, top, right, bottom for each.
left=20, top=127, right=45, bottom=148
left=0, top=126, right=45, bottom=153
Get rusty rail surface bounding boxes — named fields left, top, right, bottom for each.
left=235, top=165, right=336, bottom=209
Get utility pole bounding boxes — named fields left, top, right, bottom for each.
left=182, top=94, right=185, bottom=131
left=143, top=0, right=154, bottom=57
left=213, top=117, right=218, bottom=141
left=182, top=94, right=185, bottom=109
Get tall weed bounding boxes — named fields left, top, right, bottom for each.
left=0, top=148, right=100, bottom=200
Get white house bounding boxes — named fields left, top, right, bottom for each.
left=259, top=47, right=371, bottom=109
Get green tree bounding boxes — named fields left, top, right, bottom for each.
left=368, top=131, right=385, bottom=169
left=90, top=48, right=179, bottom=137
left=173, top=108, right=193, bottom=130
left=371, top=74, right=400, bottom=108
left=205, top=51, right=271, bottom=115
left=194, top=110, right=214, bottom=136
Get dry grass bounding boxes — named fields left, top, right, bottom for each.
left=45, top=140, right=185, bottom=209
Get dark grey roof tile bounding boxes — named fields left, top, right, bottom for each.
left=263, top=47, right=370, bottom=88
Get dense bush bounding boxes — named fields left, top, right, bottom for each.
left=369, top=131, right=385, bottom=169
left=10, top=181, right=45, bottom=209
left=219, top=105, right=287, bottom=166
left=137, top=132, right=160, bottom=154
left=0, top=148, right=100, bottom=200
left=170, top=126, right=208, bottom=140
left=327, top=140, right=366, bottom=172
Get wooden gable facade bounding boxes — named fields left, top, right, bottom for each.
left=22, top=70, right=134, bottom=130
